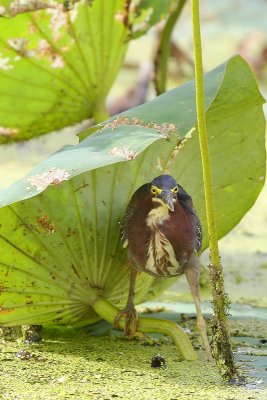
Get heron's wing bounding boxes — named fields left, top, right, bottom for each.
left=121, top=203, right=135, bottom=248
left=178, top=184, right=202, bottom=253
left=195, top=217, right=202, bottom=253
left=120, top=183, right=151, bottom=248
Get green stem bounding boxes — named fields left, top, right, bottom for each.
left=93, top=99, right=110, bottom=124
left=92, top=297, right=196, bottom=361
left=191, top=0, right=237, bottom=380
left=154, top=0, right=187, bottom=95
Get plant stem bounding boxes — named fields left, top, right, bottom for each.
left=191, top=0, right=237, bottom=380
left=93, top=99, right=110, bottom=124
left=154, top=0, right=188, bottom=95
left=92, top=297, right=196, bottom=361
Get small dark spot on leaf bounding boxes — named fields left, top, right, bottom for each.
left=90, top=284, right=104, bottom=291
left=66, top=227, right=75, bottom=237
left=37, top=215, right=55, bottom=234
left=75, top=182, right=89, bottom=192
left=53, top=318, right=63, bottom=323
left=71, top=264, right=80, bottom=278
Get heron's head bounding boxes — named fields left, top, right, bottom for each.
left=150, top=175, right=179, bottom=212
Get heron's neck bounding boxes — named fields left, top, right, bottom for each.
left=146, top=205, right=170, bottom=228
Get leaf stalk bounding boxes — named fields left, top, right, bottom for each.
left=154, top=0, right=187, bottom=95
left=191, top=0, right=238, bottom=380
left=92, top=297, right=196, bottom=361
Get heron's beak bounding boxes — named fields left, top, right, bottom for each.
left=160, top=190, right=175, bottom=212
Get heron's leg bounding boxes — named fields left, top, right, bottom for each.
left=114, top=267, right=138, bottom=336
left=184, top=254, right=213, bottom=360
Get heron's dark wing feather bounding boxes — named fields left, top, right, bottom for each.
left=121, top=203, right=135, bottom=247
left=195, top=218, right=202, bottom=253
left=121, top=183, right=151, bottom=248
left=177, top=184, right=202, bottom=253
left=177, top=185, right=194, bottom=209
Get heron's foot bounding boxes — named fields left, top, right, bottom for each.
left=114, top=307, right=138, bottom=336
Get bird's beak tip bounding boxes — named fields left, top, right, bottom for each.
left=168, top=204, right=174, bottom=212
left=160, top=190, right=175, bottom=211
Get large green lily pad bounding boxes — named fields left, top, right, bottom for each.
left=0, top=55, right=265, bottom=326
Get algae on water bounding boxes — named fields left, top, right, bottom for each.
left=0, top=328, right=266, bottom=400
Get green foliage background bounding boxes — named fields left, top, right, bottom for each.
left=0, top=56, right=265, bottom=327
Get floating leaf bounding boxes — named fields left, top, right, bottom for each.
left=0, top=0, right=173, bottom=143
left=0, top=56, right=265, bottom=326
left=129, top=0, right=174, bottom=39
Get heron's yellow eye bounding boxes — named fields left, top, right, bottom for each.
left=151, top=186, right=157, bottom=195
left=172, top=186, right=178, bottom=193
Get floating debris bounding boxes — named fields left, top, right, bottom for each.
left=109, top=146, right=138, bottom=161
left=15, top=350, right=33, bottom=360
left=0, top=126, right=18, bottom=137
left=101, top=116, right=179, bottom=139
left=151, top=354, right=167, bottom=369
left=26, top=167, right=70, bottom=191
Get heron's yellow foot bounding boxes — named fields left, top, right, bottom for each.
left=114, top=307, right=138, bottom=336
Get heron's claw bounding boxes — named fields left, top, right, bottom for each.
left=114, top=307, right=138, bottom=336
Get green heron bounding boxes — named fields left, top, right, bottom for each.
left=114, top=174, right=212, bottom=359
